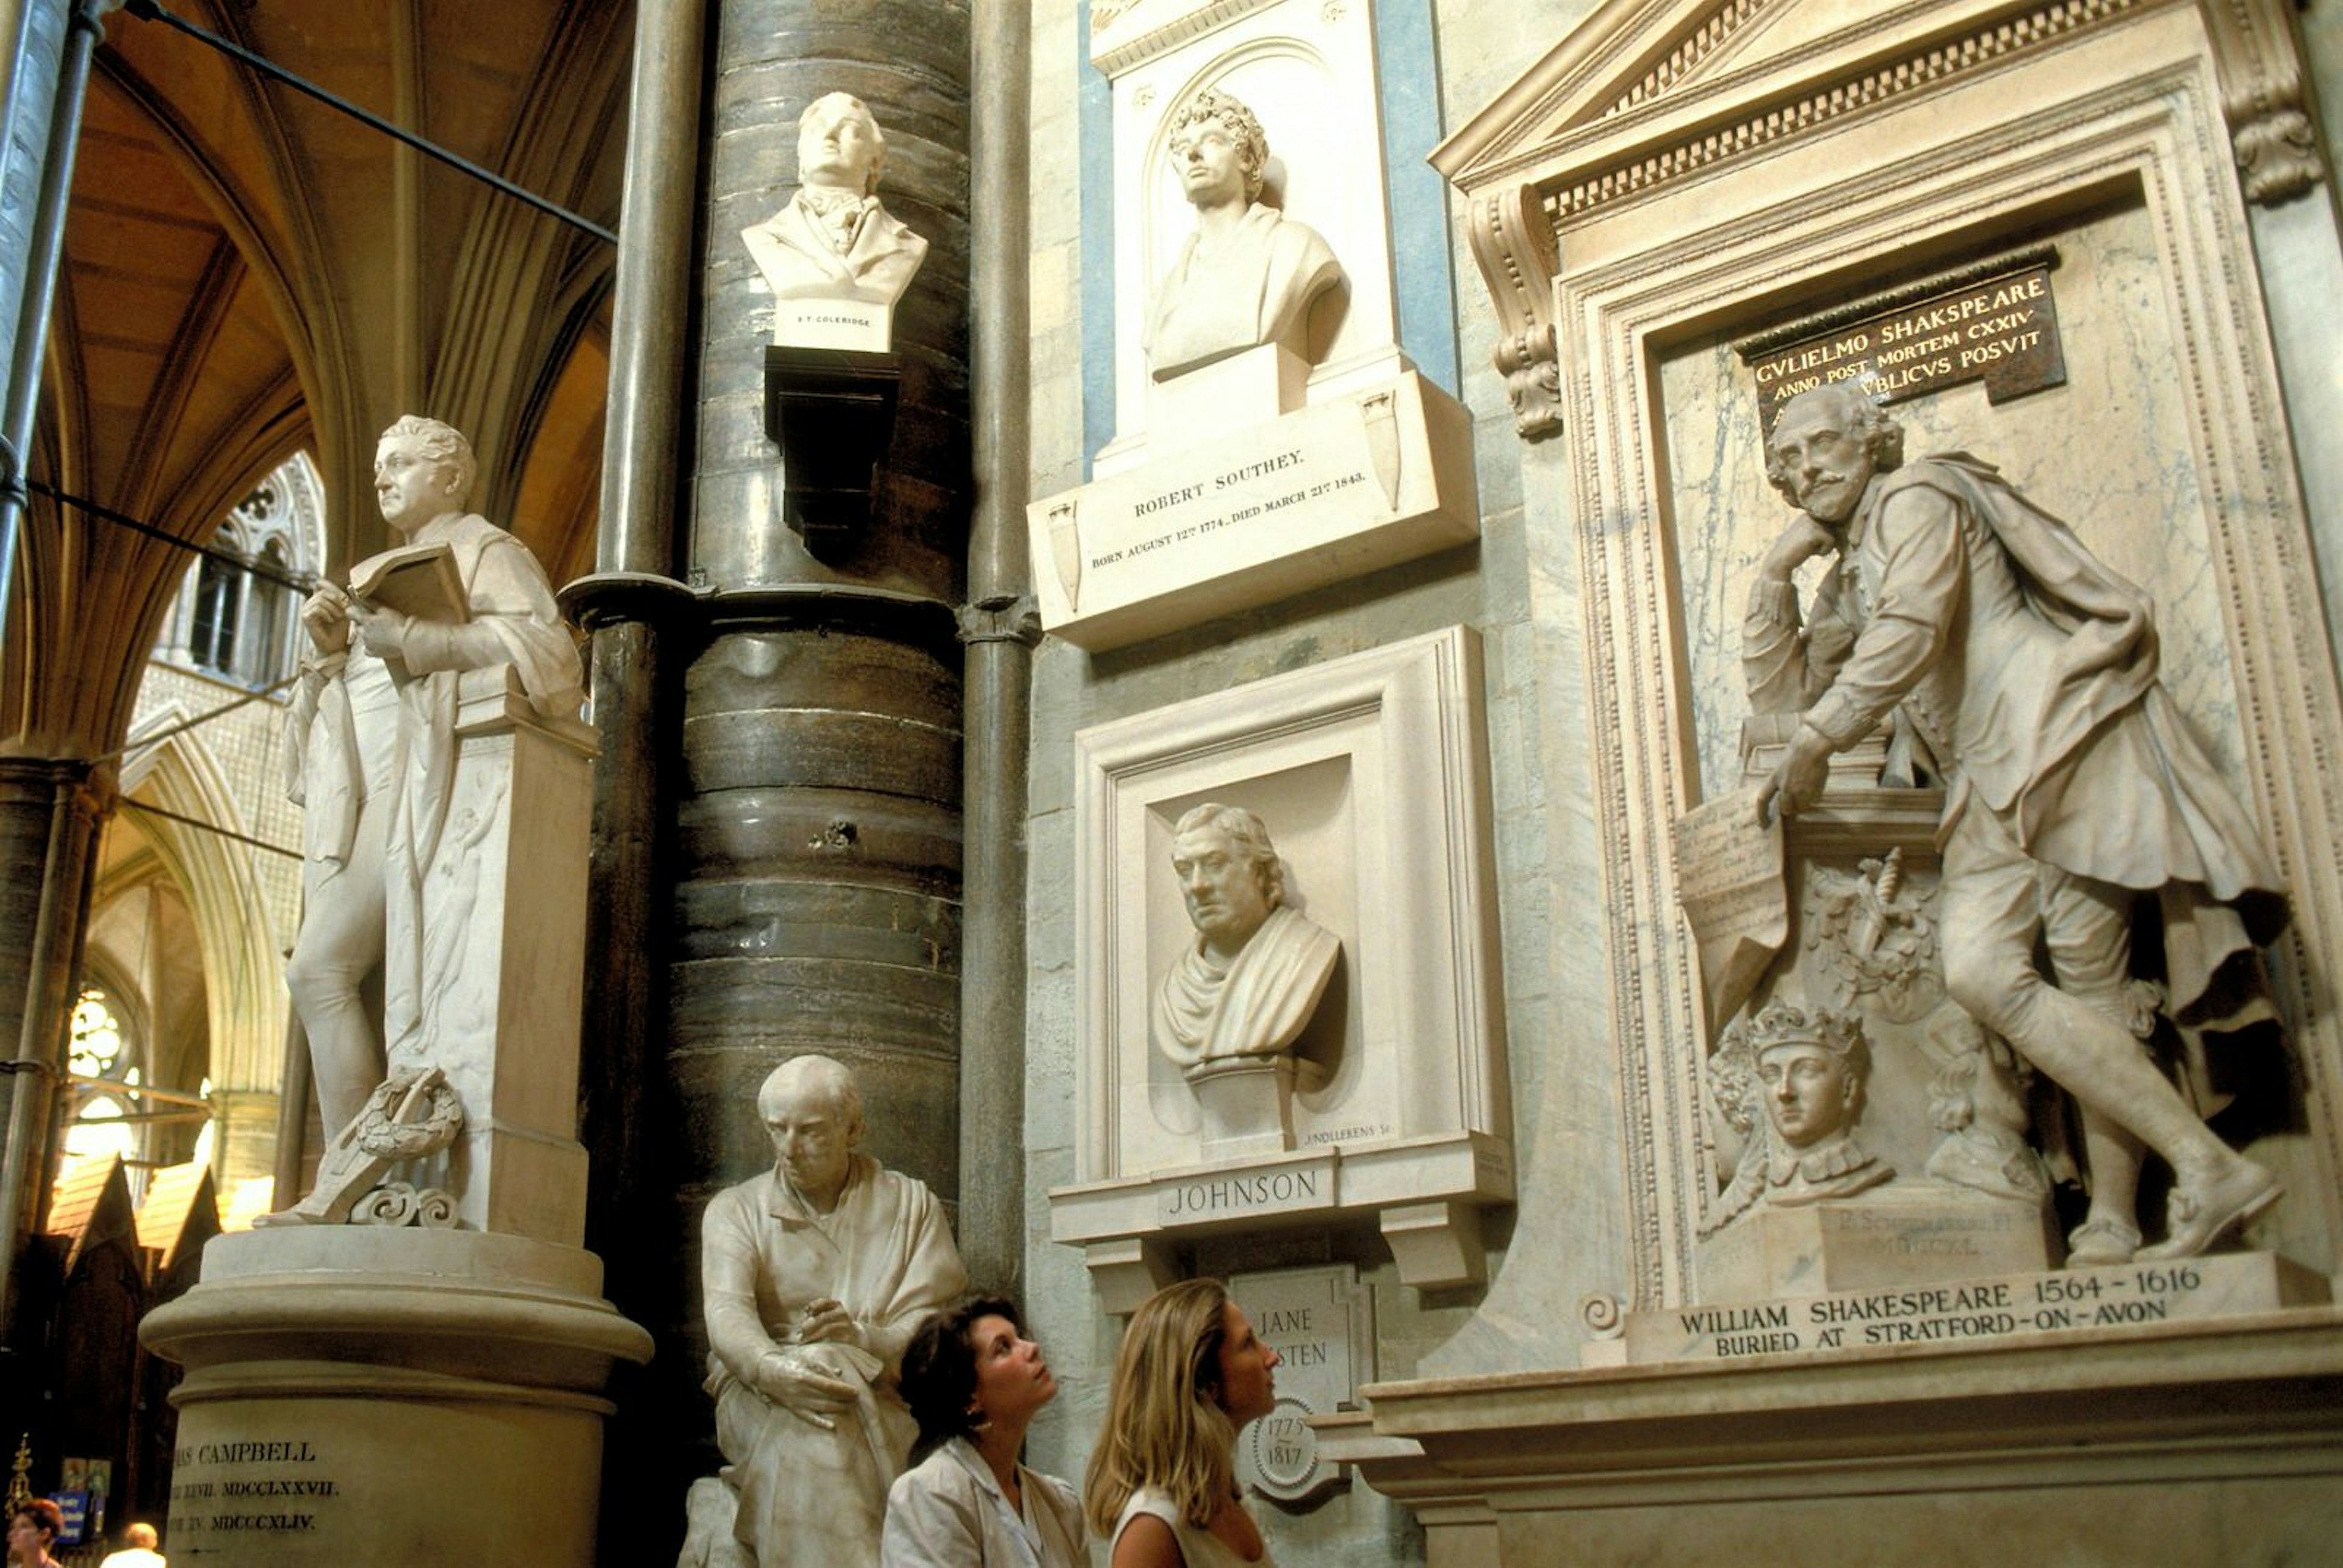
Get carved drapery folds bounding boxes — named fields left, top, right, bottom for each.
left=2200, top=0, right=2326, bottom=204
left=1465, top=184, right=1563, bottom=440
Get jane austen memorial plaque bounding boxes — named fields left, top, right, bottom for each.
left=1741, top=258, right=2067, bottom=432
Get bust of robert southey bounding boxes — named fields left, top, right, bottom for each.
left=1143, top=88, right=1345, bottom=382
left=741, top=92, right=929, bottom=343
left=1151, top=802, right=1342, bottom=1071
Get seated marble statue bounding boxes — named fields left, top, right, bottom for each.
left=281, top=415, right=580, bottom=1138
left=741, top=92, right=929, bottom=318
left=1142, top=88, right=1344, bottom=381
left=697, top=1055, right=968, bottom=1567
left=1151, top=803, right=1341, bottom=1073
left=1705, top=1000, right=1891, bottom=1231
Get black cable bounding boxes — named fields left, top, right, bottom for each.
left=23, top=477, right=320, bottom=594
left=121, top=0, right=619, bottom=247
left=117, top=797, right=303, bottom=861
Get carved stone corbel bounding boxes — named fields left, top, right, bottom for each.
left=1465, top=184, right=1564, bottom=441
left=2199, top=0, right=2325, bottom=204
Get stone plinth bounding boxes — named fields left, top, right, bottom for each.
left=1049, top=1131, right=1513, bottom=1312
left=1028, top=369, right=1476, bottom=650
left=140, top=1229, right=652, bottom=1563
left=1619, top=1250, right=2328, bottom=1365
left=1326, top=1311, right=2343, bottom=1567
left=1695, top=1184, right=2057, bottom=1303
left=395, top=666, right=596, bottom=1244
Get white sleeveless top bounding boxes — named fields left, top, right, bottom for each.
left=1110, top=1487, right=1275, bottom=1568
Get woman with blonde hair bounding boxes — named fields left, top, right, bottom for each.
left=1082, top=1277, right=1284, bottom=1566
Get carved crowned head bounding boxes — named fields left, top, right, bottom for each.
left=1165, top=88, right=1268, bottom=208
left=1763, top=383, right=1905, bottom=524
left=375, top=415, right=475, bottom=533
left=1716, top=999, right=1870, bottom=1153
left=798, top=91, right=887, bottom=198
left=1170, top=802, right=1286, bottom=957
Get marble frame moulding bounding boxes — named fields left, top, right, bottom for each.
left=1051, top=625, right=1513, bottom=1312
left=1439, top=0, right=2343, bottom=1317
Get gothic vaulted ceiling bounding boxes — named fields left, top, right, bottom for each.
left=10, top=0, right=629, bottom=750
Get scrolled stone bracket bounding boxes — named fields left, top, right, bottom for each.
left=1465, top=184, right=1563, bottom=441
left=2200, top=0, right=2327, bottom=204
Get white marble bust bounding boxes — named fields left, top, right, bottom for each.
left=742, top=92, right=929, bottom=347
left=1142, top=88, right=1344, bottom=381
left=1151, top=802, right=1341, bottom=1071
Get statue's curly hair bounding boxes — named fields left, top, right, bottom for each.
left=1165, top=88, right=1268, bottom=203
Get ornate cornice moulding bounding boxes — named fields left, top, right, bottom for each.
left=1434, top=0, right=2327, bottom=442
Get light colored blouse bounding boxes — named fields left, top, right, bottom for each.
left=881, top=1437, right=1084, bottom=1568
left=1110, top=1486, right=1277, bottom=1568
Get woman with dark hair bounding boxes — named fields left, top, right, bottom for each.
left=1081, top=1277, right=1283, bottom=1567
left=880, top=1294, right=1084, bottom=1567
left=5, top=1498, right=63, bottom=1568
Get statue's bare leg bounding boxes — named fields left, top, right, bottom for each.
left=1942, top=818, right=2275, bottom=1261
left=285, top=796, right=389, bottom=1132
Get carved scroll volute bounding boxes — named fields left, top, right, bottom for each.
left=1466, top=184, right=1564, bottom=441
left=2199, top=0, right=2325, bottom=204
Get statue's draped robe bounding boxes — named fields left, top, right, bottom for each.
left=1744, top=454, right=2287, bottom=1098
left=702, top=1156, right=967, bottom=1567
left=741, top=191, right=928, bottom=306
left=1143, top=201, right=1342, bottom=379
left=1153, top=904, right=1342, bottom=1069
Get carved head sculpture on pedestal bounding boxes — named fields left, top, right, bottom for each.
left=1704, top=999, right=1891, bottom=1233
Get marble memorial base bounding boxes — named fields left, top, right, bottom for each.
left=1615, top=1249, right=2328, bottom=1364
left=1323, top=1308, right=2343, bottom=1567
left=1694, top=1184, right=2056, bottom=1303
left=1188, top=1054, right=1308, bottom=1161
left=1028, top=365, right=1477, bottom=650
left=140, top=1228, right=652, bottom=1563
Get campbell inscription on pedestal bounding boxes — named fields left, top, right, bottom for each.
left=168, top=1434, right=342, bottom=1552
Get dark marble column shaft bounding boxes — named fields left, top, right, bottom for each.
left=657, top=0, right=974, bottom=1510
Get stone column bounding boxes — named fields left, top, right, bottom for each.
left=655, top=0, right=974, bottom=1520
left=0, top=757, right=104, bottom=1343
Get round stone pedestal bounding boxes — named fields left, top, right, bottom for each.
left=140, top=1228, right=652, bottom=1562
left=1188, top=1054, right=1298, bottom=1159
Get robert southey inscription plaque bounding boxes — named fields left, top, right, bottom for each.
left=1739, top=256, right=2067, bottom=431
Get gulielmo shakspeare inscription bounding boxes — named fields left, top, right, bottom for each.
left=1739, top=256, right=2067, bottom=433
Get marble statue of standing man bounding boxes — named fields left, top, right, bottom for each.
left=281, top=416, right=580, bottom=1137
left=741, top=92, right=929, bottom=347
left=1152, top=803, right=1342, bottom=1071
left=1143, top=88, right=1344, bottom=381
left=1746, top=382, right=2289, bottom=1264
left=696, top=1055, right=968, bottom=1567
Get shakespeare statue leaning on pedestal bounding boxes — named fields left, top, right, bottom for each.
left=1746, top=382, right=2291, bottom=1265
left=1143, top=88, right=1345, bottom=382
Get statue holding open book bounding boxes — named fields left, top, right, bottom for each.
left=278, top=415, right=581, bottom=1169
